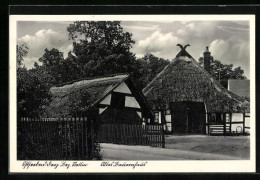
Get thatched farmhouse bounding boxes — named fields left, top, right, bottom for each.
left=45, top=74, right=154, bottom=124
left=143, top=45, right=250, bottom=135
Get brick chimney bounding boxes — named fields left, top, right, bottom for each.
left=203, top=46, right=213, bottom=73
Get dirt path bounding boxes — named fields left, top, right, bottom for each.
left=165, top=135, right=250, bottom=159
left=100, top=143, right=241, bottom=160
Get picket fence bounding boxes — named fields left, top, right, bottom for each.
left=17, top=117, right=96, bottom=160
left=98, top=124, right=165, bottom=148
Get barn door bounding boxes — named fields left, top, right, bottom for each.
left=171, top=102, right=206, bottom=134
left=171, top=102, right=188, bottom=133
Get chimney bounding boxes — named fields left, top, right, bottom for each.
left=203, top=46, right=212, bottom=73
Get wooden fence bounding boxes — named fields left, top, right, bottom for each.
left=97, top=124, right=165, bottom=148
left=208, top=124, right=231, bottom=135
left=17, top=117, right=96, bottom=160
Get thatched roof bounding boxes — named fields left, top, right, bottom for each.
left=228, top=79, right=250, bottom=98
left=44, top=74, right=129, bottom=117
left=143, top=49, right=250, bottom=113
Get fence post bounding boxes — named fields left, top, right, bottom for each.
left=75, top=117, right=80, bottom=160
left=80, top=117, right=84, bottom=159
left=229, top=113, right=232, bottom=134
left=84, top=117, right=88, bottom=159
left=208, top=113, right=211, bottom=135
left=243, top=113, right=245, bottom=135
left=223, top=113, right=226, bottom=136
left=162, top=125, right=165, bottom=148
left=72, top=117, right=76, bottom=158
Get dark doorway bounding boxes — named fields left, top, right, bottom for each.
left=171, top=101, right=206, bottom=134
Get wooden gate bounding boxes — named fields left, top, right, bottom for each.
left=97, top=124, right=165, bottom=147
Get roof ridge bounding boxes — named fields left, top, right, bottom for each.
left=54, top=73, right=129, bottom=88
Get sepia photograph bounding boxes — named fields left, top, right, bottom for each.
left=9, top=15, right=255, bottom=173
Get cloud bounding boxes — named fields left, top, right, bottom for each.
left=59, top=44, right=74, bottom=58
left=132, top=20, right=250, bottom=78
left=209, top=39, right=229, bottom=58
left=133, top=31, right=182, bottom=59
left=217, top=26, right=249, bottom=33
left=22, top=57, right=42, bottom=69
left=177, top=23, right=195, bottom=36
left=17, top=29, right=73, bottom=68
left=209, top=38, right=250, bottom=78
left=123, top=24, right=161, bottom=32
left=177, top=22, right=219, bottom=39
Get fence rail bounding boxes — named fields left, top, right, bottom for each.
left=17, top=117, right=95, bottom=160
left=97, top=124, right=165, bottom=148
left=208, top=124, right=231, bottom=135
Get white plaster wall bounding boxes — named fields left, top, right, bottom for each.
left=137, top=111, right=142, bottom=118
left=166, top=124, right=172, bottom=132
left=165, top=114, right=171, bottom=123
left=113, top=82, right=132, bottom=94
left=100, top=94, right=111, bottom=105
left=125, top=96, right=141, bottom=108
left=158, top=111, right=162, bottom=124
left=245, top=117, right=250, bottom=134
left=99, top=107, right=107, bottom=114
left=230, top=113, right=248, bottom=133
left=232, top=113, right=243, bottom=122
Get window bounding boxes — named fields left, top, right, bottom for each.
left=209, top=113, right=223, bottom=124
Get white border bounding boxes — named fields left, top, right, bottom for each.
left=9, top=15, right=256, bottom=173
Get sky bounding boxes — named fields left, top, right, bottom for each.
left=17, top=20, right=250, bottom=78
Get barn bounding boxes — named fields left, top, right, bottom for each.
left=44, top=74, right=154, bottom=124
left=143, top=45, right=250, bottom=135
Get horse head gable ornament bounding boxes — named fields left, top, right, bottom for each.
left=177, top=44, right=190, bottom=50
left=176, top=44, right=192, bottom=58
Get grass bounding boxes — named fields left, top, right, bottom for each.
left=165, top=135, right=250, bottom=159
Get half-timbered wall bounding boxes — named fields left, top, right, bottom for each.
left=157, top=102, right=206, bottom=134
left=97, top=82, right=146, bottom=124
left=231, top=113, right=250, bottom=134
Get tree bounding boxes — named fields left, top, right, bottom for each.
left=32, top=48, right=82, bottom=86
left=67, top=21, right=136, bottom=78
left=198, top=57, right=246, bottom=88
left=34, top=48, right=65, bottom=86
left=16, top=43, right=28, bottom=69
left=17, top=45, right=51, bottom=117
left=134, top=53, right=170, bottom=89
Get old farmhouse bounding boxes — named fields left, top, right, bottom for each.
left=44, top=74, right=154, bottom=124
left=143, top=45, right=250, bottom=135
